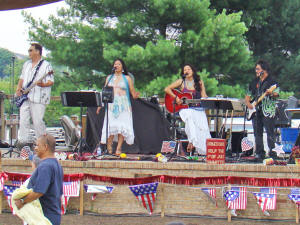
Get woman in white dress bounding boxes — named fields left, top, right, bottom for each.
left=97, top=59, right=139, bottom=155
left=164, top=64, right=211, bottom=155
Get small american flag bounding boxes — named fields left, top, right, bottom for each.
left=84, top=184, right=114, bottom=201
left=201, top=188, right=217, bottom=206
left=241, top=137, right=253, bottom=152
left=129, top=182, right=158, bottom=214
left=61, top=195, right=69, bottom=215
left=63, top=181, right=80, bottom=197
left=20, top=146, right=32, bottom=160
left=224, top=187, right=247, bottom=210
left=288, top=188, right=300, bottom=206
left=161, top=141, right=176, bottom=153
left=252, top=188, right=277, bottom=212
left=3, top=185, right=18, bottom=214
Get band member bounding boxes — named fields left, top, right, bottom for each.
left=246, top=60, right=279, bottom=160
left=96, top=59, right=139, bottom=155
left=164, top=63, right=211, bottom=155
left=16, top=43, right=54, bottom=145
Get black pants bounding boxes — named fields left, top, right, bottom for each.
left=253, top=110, right=275, bottom=156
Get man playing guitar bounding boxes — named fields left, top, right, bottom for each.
left=16, top=43, right=54, bottom=146
left=245, top=60, right=279, bottom=161
left=164, top=63, right=211, bottom=154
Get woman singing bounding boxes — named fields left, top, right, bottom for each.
left=97, top=59, right=139, bottom=155
left=164, top=64, right=211, bottom=155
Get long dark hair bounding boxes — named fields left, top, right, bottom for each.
left=112, top=58, right=128, bottom=75
left=180, top=63, right=202, bottom=94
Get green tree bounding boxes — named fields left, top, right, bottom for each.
left=0, top=48, right=14, bottom=78
left=23, top=0, right=252, bottom=94
left=210, top=0, right=300, bottom=97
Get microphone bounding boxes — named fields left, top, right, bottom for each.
left=259, top=71, right=264, bottom=77
left=112, top=67, right=116, bottom=73
left=181, top=73, right=187, bottom=79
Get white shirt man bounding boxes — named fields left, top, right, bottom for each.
left=16, top=43, right=54, bottom=143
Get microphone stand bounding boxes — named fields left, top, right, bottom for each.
left=101, top=70, right=115, bottom=155
left=168, top=75, right=187, bottom=161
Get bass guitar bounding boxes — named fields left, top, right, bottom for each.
left=165, top=89, right=201, bottom=113
left=247, top=84, right=277, bottom=120
left=15, top=70, right=54, bottom=108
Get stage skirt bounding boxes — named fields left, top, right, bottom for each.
left=179, top=108, right=211, bottom=155
left=101, top=96, right=134, bottom=145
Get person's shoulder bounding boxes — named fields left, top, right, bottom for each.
left=41, top=59, right=51, bottom=66
left=23, top=60, right=31, bottom=66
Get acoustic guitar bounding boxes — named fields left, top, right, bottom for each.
left=165, top=89, right=201, bottom=113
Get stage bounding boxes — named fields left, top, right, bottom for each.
left=2, top=157, right=300, bottom=222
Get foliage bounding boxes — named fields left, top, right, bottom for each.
left=210, top=0, right=300, bottom=97
left=0, top=48, right=14, bottom=78
left=23, top=0, right=252, bottom=93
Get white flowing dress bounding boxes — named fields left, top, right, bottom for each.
left=101, top=75, right=134, bottom=145
left=179, top=108, right=211, bottom=155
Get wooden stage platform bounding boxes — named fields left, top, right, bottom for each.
left=2, top=157, right=300, bottom=222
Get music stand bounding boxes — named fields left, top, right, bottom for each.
left=201, top=97, right=243, bottom=138
left=61, top=91, right=101, bottom=155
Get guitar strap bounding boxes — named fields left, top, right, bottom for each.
left=26, top=59, right=44, bottom=88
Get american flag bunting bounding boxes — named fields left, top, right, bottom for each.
left=201, top=188, right=217, bottom=206
left=252, top=188, right=277, bottom=212
left=224, top=187, right=247, bottom=210
left=63, top=181, right=80, bottom=197
left=129, top=182, right=158, bottom=214
left=61, top=195, right=70, bottom=215
left=288, top=188, right=300, bottom=207
left=84, top=184, right=114, bottom=201
left=0, top=176, right=4, bottom=191
left=3, top=185, right=18, bottom=214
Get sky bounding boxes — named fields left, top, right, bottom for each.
left=0, top=1, right=67, bottom=55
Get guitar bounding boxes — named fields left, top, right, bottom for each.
left=247, top=84, right=277, bottom=120
left=165, top=89, right=201, bottom=113
left=15, top=70, right=54, bottom=108
left=218, top=110, right=228, bottom=139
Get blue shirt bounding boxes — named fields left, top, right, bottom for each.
left=28, top=158, right=64, bottom=225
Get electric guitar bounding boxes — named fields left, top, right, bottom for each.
left=165, top=89, right=201, bottom=113
left=247, top=84, right=277, bottom=120
left=15, top=70, right=54, bottom=108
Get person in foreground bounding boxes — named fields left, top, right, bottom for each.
left=96, top=58, right=139, bottom=155
left=164, top=63, right=211, bottom=155
left=15, top=134, right=64, bottom=225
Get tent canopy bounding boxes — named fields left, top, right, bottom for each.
left=0, top=0, right=62, bottom=11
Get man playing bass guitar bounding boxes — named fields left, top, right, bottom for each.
left=16, top=43, right=54, bottom=146
left=245, top=60, right=279, bottom=161
left=164, top=63, right=211, bottom=155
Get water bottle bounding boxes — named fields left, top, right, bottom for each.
left=158, top=154, right=168, bottom=163
left=96, top=146, right=102, bottom=156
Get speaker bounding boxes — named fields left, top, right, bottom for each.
left=275, top=96, right=298, bottom=127
left=275, top=100, right=289, bottom=127
left=210, top=131, right=247, bottom=153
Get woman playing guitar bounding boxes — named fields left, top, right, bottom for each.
left=164, top=64, right=211, bottom=154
